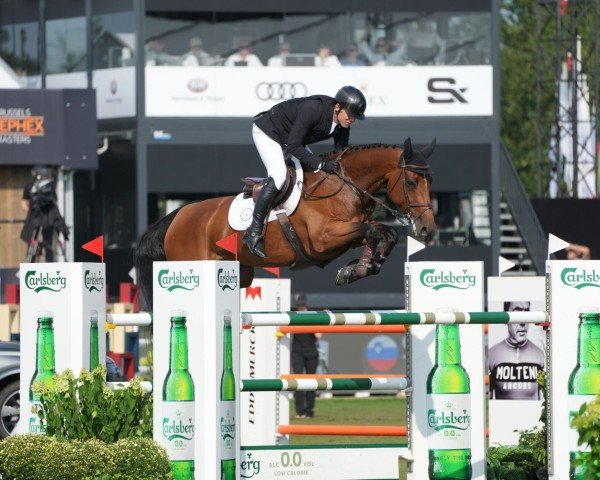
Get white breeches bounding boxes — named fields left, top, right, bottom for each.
left=252, top=124, right=287, bottom=190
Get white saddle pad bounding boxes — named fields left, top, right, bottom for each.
left=228, top=156, right=304, bottom=231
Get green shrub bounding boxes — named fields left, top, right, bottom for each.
left=31, top=366, right=152, bottom=442
left=571, top=394, right=600, bottom=480
left=0, top=434, right=172, bottom=480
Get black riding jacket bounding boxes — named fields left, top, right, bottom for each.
left=253, top=95, right=350, bottom=170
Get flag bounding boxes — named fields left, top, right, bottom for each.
left=216, top=233, right=238, bottom=260
left=262, top=267, right=281, bottom=277
left=548, top=233, right=570, bottom=258
left=498, top=256, right=515, bottom=275
left=406, top=236, right=425, bottom=260
left=82, top=235, right=104, bottom=262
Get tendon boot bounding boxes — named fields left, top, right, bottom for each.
left=243, top=177, right=280, bottom=258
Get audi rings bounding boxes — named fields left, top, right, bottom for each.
left=255, top=82, right=307, bottom=101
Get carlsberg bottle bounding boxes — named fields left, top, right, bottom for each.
left=427, top=324, right=472, bottom=479
left=568, top=311, right=600, bottom=480
left=89, top=311, right=99, bottom=371
left=29, top=313, right=56, bottom=433
left=220, top=309, right=236, bottom=480
left=163, top=311, right=195, bottom=480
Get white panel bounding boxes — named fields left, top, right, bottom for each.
left=92, top=67, right=136, bottom=119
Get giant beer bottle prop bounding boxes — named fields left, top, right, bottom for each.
left=220, top=309, right=236, bottom=480
left=29, top=313, right=56, bottom=433
left=163, top=312, right=196, bottom=480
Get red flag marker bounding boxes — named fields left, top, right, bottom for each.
left=263, top=267, right=281, bottom=277
left=216, top=233, right=238, bottom=260
left=82, top=235, right=104, bottom=262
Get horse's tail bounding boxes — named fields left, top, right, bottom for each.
left=133, top=208, right=181, bottom=310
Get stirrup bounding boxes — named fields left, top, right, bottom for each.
left=243, top=232, right=266, bottom=258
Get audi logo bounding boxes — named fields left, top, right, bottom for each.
left=255, top=82, right=307, bottom=101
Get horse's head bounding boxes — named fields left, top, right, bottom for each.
left=386, top=137, right=437, bottom=242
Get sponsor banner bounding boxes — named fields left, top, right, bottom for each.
left=145, top=65, right=493, bottom=117
left=407, top=261, right=485, bottom=480
left=547, top=260, right=600, bottom=479
left=153, top=260, right=240, bottom=478
left=487, top=276, right=546, bottom=446
left=240, top=279, right=291, bottom=446
left=93, top=68, right=136, bottom=119
left=17, top=263, right=106, bottom=435
left=240, top=445, right=408, bottom=479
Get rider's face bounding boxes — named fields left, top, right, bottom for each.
left=337, top=108, right=356, bottom=128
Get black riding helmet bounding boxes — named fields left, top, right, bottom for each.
left=334, top=86, right=367, bottom=120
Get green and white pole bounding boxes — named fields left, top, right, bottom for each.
left=241, top=377, right=409, bottom=392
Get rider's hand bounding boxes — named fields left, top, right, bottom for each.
left=320, top=159, right=340, bottom=174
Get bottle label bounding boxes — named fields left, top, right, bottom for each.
left=220, top=400, right=236, bottom=460
left=29, top=401, right=46, bottom=434
left=569, top=395, right=593, bottom=453
left=162, top=401, right=195, bottom=461
left=426, top=394, right=471, bottom=450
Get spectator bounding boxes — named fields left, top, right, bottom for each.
left=398, top=17, right=446, bottom=65
left=340, top=43, right=366, bottom=66
left=314, top=44, right=341, bottom=67
left=290, top=293, right=322, bottom=418
left=181, top=36, right=217, bottom=66
left=145, top=39, right=180, bottom=66
left=359, top=32, right=403, bottom=66
left=567, top=243, right=591, bottom=260
left=267, top=42, right=292, bottom=67
left=225, top=39, right=263, bottom=67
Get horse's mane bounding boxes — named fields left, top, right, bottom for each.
left=319, top=143, right=400, bottom=160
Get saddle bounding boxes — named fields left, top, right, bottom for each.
left=241, top=161, right=297, bottom=206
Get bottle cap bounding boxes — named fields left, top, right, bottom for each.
left=170, top=310, right=187, bottom=320
left=37, top=311, right=53, bottom=319
left=578, top=305, right=600, bottom=314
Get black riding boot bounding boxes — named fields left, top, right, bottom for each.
left=243, top=177, right=280, bottom=258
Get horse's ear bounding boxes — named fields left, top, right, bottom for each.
left=421, top=138, right=437, bottom=159
left=403, top=137, right=413, bottom=159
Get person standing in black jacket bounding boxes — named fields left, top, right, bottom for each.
left=290, top=292, right=322, bottom=418
left=243, top=86, right=367, bottom=258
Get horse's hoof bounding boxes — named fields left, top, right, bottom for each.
left=335, top=266, right=354, bottom=285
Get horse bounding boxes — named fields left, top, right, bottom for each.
left=134, top=137, right=436, bottom=308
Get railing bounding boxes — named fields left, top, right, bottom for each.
left=500, top=141, right=548, bottom=274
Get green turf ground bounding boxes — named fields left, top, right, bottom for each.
left=288, top=395, right=407, bottom=445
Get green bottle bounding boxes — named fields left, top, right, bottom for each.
left=89, top=311, right=99, bottom=371
left=568, top=311, right=600, bottom=480
left=220, top=309, right=236, bottom=480
left=29, top=313, right=56, bottom=434
left=163, top=312, right=195, bottom=480
left=426, top=324, right=472, bottom=479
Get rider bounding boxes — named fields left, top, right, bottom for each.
left=243, top=86, right=367, bottom=258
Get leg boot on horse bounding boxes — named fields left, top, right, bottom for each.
left=243, top=177, right=280, bottom=258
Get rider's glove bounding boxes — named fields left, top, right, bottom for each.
left=319, top=159, right=340, bottom=174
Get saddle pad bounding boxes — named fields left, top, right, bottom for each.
left=228, top=156, right=304, bottom=231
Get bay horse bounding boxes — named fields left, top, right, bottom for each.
left=134, top=137, right=436, bottom=307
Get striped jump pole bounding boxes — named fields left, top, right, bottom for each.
left=241, top=377, right=409, bottom=392
left=280, top=374, right=406, bottom=379
left=279, top=325, right=407, bottom=334
left=278, top=425, right=407, bottom=437
left=242, top=310, right=549, bottom=327
left=105, top=312, right=152, bottom=328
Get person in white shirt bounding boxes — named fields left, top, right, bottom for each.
left=359, top=35, right=403, bottom=66
left=398, top=18, right=446, bottom=65
left=181, top=37, right=217, bottom=66
left=225, top=40, right=263, bottom=67
left=267, top=42, right=292, bottom=67
left=314, top=44, right=341, bottom=67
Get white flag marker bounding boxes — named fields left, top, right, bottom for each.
left=498, top=256, right=516, bottom=275
left=548, top=233, right=570, bottom=259
left=406, top=236, right=426, bottom=261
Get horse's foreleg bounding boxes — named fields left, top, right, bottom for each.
left=370, top=223, right=400, bottom=275
left=334, top=224, right=381, bottom=286
left=240, top=266, right=255, bottom=289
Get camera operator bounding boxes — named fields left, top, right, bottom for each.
left=20, top=166, right=68, bottom=262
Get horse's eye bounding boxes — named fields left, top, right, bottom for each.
left=406, top=178, right=418, bottom=188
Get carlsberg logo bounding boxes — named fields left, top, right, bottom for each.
left=218, top=268, right=238, bottom=291
left=560, top=267, right=600, bottom=289
left=158, top=269, right=200, bottom=292
left=84, top=270, right=104, bottom=292
left=162, top=416, right=195, bottom=441
left=221, top=412, right=235, bottom=442
left=25, top=270, right=67, bottom=293
left=420, top=269, right=477, bottom=290
left=428, top=402, right=471, bottom=432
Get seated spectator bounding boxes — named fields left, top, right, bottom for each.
left=398, top=18, right=446, bottom=65
left=267, top=42, right=292, bottom=67
left=340, top=43, right=366, bottom=66
left=225, top=39, right=263, bottom=67
left=359, top=32, right=404, bottom=66
left=314, top=44, right=341, bottom=67
left=181, top=36, right=217, bottom=66
left=145, top=39, right=180, bottom=66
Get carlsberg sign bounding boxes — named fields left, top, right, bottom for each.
left=560, top=267, right=600, bottom=289
left=158, top=269, right=200, bottom=292
left=24, top=270, right=67, bottom=293
left=420, top=269, right=477, bottom=290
